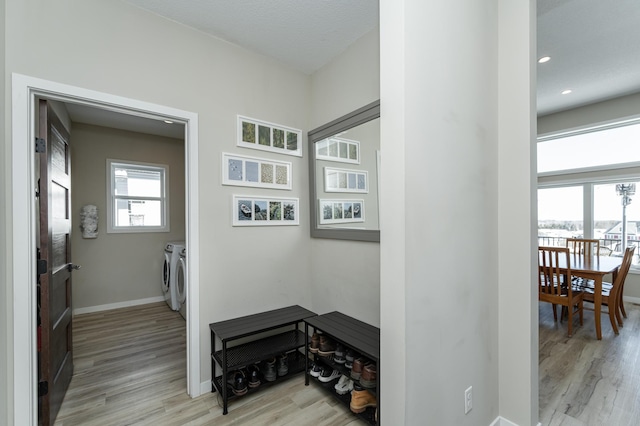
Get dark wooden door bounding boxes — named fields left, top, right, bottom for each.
left=38, top=100, right=74, bottom=425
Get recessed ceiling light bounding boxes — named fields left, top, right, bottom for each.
left=561, top=89, right=572, bottom=95
left=163, top=120, right=174, bottom=124
left=538, top=56, right=551, bottom=63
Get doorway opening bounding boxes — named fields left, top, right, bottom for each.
left=11, top=74, right=201, bottom=425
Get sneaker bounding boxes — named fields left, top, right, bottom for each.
left=309, top=332, right=320, bottom=353
left=318, top=336, right=336, bottom=357
left=333, top=344, right=346, bottom=364
left=334, top=375, right=354, bottom=395
left=229, top=370, right=248, bottom=396
left=309, top=362, right=322, bottom=378
left=247, top=364, right=261, bottom=388
left=277, top=353, right=289, bottom=376
left=318, top=366, right=341, bottom=383
left=350, top=384, right=377, bottom=413
left=351, top=357, right=367, bottom=380
left=345, top=349, right=356, bottom=366
left=360, top=363, right=377, bottom=389
left=262, top=357, right=276, bottom=382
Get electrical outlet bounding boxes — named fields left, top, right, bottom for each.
left=464, top=386, right=473, bottom=414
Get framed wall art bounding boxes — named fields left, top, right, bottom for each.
left=315, top=136, right=360, bottom=164
left=237, top=115, right=302, bottom=157
left=324, top=167, right=368, bottom=193
left=318, top=199, right=364, bottom=225
left=233, top=195, right=299, bottom=226
left=222, top=152, right=292, bottom=190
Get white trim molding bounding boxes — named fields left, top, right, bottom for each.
left=11, top=73, right=201, bottom=425
left=73, top=296, right=165, bottom=316
left=489, top=416, right=541, bottom=426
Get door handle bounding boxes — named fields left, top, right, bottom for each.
left=68, top=264, right=81, bottom=271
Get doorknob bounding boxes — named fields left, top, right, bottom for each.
left=68, top=264, right=81, bottom=271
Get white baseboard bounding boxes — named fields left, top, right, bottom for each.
left=489, top=416, right=541, bottom=426
left=73, top=296, right=165, bottom=315
left=623, top=295, right=640, bottom=305
left=201, top=380, right=212, bottom=396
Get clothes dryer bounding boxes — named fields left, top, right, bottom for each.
left=176, top=247, right=187, bottom=320
left=162, top=241, right=185, bottom=311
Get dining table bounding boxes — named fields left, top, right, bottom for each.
left=556, top=253, right=622, bottom=340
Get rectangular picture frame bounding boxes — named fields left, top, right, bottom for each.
left=222, top=152, right=292, bottom=190
left=324, top=167, right=368, bottom=193
left=233, top=195, right=299, bottom=226
left=318, top=199, right=365, bottom=225
left=315, top=136, right=360, bottom=164
left=237, top=115, right=302, bottom=157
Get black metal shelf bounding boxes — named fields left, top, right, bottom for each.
left=309, top=373, right=377, bottom=425
left=212, top=353, right=306, bottom=401
left=212, top=330, right=306, bottom=370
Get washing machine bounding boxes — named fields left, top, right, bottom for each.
left=162, top=241, right=185, bottom=311
left=176, top=247, right=187, bottom=320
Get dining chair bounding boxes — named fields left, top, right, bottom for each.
left=571, top=246, right=635, bottom=335
left=617, top=245, right=637, bottom=319
left=539, top=246, right=583, bottom=337
left=566, top=238, right=601, bottom=257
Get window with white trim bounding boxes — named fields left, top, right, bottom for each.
left=107, top=159, right=169, bottom=233
left=537, top=119, right=640, bottom=269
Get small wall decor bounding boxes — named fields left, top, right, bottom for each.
left=324, top=167, right=368, bottom=193
left=237, top=115, right=302, bottom=157
left=222, top=152, right=292, bottom=190
left=318, top=199, right=364, bottom=225
left=80, top=204, right=98, bottom=238
left=315, top=136, right=360, bottom=164
left=233, top=195, right=299, bottom=226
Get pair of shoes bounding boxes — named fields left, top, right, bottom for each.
left=318, top=335, right=336, bottom=357
left=334, top=344, right=346, bottom=364
left=309, top=362, right=322, bottom=378
left=345, top=349, right=356, bottom=368
left=351, top=357, right=368, bottom=380
left=277, top=353, right=289, bottom=376
left=309, top=332, right=320, bottom=353
left=262, top=358, right=277, bottom=382
left=318, top=366, right=341, bottom=383
left=350, top=383, right=377, bottom=414
left=247, top=364, right=261, bottom=388
left=359, top=363, right=377, bottom=389
left=228, top=370, right=248, bottom=396
left=334, top=374, right=354, bottom=395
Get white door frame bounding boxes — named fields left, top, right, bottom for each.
left=11, top=73, right=201, bottom=425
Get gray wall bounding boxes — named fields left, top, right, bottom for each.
left=70, top=123, right=185, bottom=311
left=309, top=28, right=381, bottom=327
left=538, top=92, right=640, bottom=301
left=3, top=0, right=312, bottom=412
left=1, top=0, right=8, bottom=421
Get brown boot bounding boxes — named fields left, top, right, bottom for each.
left=349, top=386, right=377, bottom=413
left=309, top=332, right=320, bottom=353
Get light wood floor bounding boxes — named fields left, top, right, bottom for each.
left=54, top=302, right=366, bottom=426
left=539, top=301, right=640, bottom=425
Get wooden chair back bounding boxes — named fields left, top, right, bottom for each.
left=566, top=238, right=600, bottom=257
left=539, top=246, right=570, bottom=298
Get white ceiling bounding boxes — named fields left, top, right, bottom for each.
left=68, top=0, right=640, bottom=135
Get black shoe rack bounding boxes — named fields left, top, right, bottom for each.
left=304, top=312, right=380, bottom=425
left=209, top=305, right=317, bottom=415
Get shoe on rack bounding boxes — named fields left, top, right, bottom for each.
left=247, top=364, right=261, bottom=388
left=229, top=370, right=248, bottom=396
left=309, top=362, right=322, bottom=378
left=309, top=332, right=320, bottom=353
left=318, top=366, right=341, bottom=383
left=350, top=384, right=377, bottom=414
left=318, top=335, right=336, bottom=357
left=359, top=363, right=377, bottom=389
left=277, top=352, right=289, bottom=376
left=345, top=349, right=356, bottom=368
left=350, top=357, right=367, bottom=380
left=334, top=375, right=354, bottom=395
left=333, top=344, right=346, bottom=364
left=262, top=357, right=277, bottom=382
